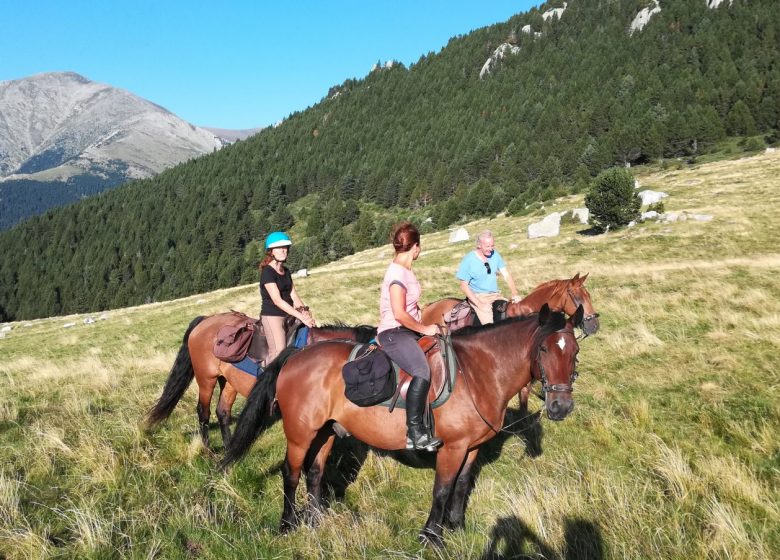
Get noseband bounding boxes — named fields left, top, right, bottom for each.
left=533, top=331, right=579, bottom=395
left=567, top=286, right=599, bottom=339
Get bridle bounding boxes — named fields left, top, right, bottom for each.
left=458, top=326, right=579, bottom=435
left=531, top=329, right=579, bottom=395
left=566, top=286, right=599, bottom=340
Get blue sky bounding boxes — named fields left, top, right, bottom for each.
left=0, top=1, right=536, bottom=129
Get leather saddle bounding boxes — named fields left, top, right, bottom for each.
left=386, top=335, right=458, bottom=409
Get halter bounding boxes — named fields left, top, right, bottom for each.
left=566, top=286, right=599, bottom=340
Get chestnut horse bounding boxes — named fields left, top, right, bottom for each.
left=146, top=313, right=376, bottom=448
left=222, top=304, right=583, bottom=546
left=421, top=273, right=599, bottom=335
left=422, top=273, right=598, bottom=411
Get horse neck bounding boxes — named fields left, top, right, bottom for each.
left=455, top=318, right=541, bottom=402
left=311, top=327, right=351, bottom=342
left=518, top=280, right=568, bottom=313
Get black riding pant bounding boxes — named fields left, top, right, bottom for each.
left=376, top=327, right=430, bottom=381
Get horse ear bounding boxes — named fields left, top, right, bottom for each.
left=538, top=303, right=551, bottom=326
left=572, top=304, right=584, bottom=327
left=579, top=272, right=589, bottom=285
left=572, top=272, right=580, bottom=282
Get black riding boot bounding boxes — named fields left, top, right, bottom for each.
left=406, top=377, right=442, bottom=451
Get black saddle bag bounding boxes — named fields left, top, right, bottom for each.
left=343, top=344, right=396, bottom=407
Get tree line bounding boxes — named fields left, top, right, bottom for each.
left=1, top=0, right=778, bottom=321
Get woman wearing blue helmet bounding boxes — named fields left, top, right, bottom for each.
left=260, top=231, right=315, bottom=362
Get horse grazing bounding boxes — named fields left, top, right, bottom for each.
left=422, top=272, right=599, bottom=336
left=146, top=312, right=376, bottom=448
left=222, top=304, right=583, bottom=546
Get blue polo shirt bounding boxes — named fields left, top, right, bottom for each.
left=456, top=250, right=506, bottom=293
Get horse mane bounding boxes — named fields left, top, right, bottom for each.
left=530, top=278, right=571, bottom=300
left=452, top=309, right=567, bottom=339
left=317, top=321, right=378, bottom=343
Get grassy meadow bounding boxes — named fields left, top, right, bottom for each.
left=1, top=151, right=779, bottom=559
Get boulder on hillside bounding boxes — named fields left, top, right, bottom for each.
left=293, top=269, right=309, bottom=278
left=638, top=190, right=668, bottom=206
left=571, top=208, right=589, bottom=224
left=479, top=43, right=520, bottom=79
left=449, top=227, right=470, bottom=243
left=0, top=325, right=11, bottom=333
left=641, top=210, right=659, bottom=220
left=528, top=212, right=562, bottom=239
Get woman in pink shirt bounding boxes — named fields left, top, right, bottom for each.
left=377, top=222, right=442, bottom=451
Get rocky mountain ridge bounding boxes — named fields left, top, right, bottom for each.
left=0, top=72, right=224, bottom=228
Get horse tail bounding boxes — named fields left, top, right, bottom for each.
left=221, top=346, right=299, bottom=469
left=146, top=315, right=206, bottom=426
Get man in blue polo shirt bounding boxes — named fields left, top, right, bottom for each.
left=456, top=230, right=521, bottom=325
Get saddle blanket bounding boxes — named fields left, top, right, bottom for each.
left=232, top=355, right=262, bottom=377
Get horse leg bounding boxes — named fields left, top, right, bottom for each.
left=280, top=442, right=309, bottom=533
left=444, top=448, right=480, bottom=531
left=518, top=384, right=530, bottom=414
left=303, top=426, right=337, bottom=526
left=420, top=447, right=467, bottom=547
left=196, top=378, right=217, bottom=449
left=216, top=379, right=237, bottom=448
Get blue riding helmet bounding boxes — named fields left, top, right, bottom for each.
left=265, top=231, right=292, bottom=250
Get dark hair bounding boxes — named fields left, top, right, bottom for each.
left=391, top=222, right=420, bottom=253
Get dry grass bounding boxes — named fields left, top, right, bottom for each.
left=1, top=150, right=779, bottom=558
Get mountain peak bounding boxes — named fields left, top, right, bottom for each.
left=0, top=72, right=223, bottom=228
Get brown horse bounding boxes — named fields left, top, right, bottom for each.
left=421, top=272, right=599, bottom=335
left=146, top=313, right=376, bottom=448
left=422, top=273, right=598, bottom=412
left=222, top=304, right=583, bottom=546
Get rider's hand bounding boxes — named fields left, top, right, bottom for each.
left=422, top=323, right=440, bottom=337
left=298, top=311, right=316, bottom=328
left=511, top=294, right=522, bottom=304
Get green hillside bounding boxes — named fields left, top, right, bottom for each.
left=1, top=151, right=778, bottom=558
left=1, top=0, right=779, bottom=321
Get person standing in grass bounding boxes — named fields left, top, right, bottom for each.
left=377, top=222, right=442, bottom=451
left=456, top=229, right=521, bottom=325
left=260, top=231, right=315, bottom=363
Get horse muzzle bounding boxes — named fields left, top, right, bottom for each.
left=546, top=395, right=574, bottom=421
left=582, top=314, right=600, bottom=336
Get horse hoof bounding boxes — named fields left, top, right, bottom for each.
left=419, top=529, right=444, bottom=548
left=279, top=518, right=298, bottom=534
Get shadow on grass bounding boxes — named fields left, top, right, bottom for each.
left=576, top=227, right=602, bottom=236
left=321, top=404, right=546, bottom=508
left=479, top=516, right=604, bottom=560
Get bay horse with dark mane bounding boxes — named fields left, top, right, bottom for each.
left=222, top=304, right=583, bottom=546
left=146, top=312, right=376, bottom=448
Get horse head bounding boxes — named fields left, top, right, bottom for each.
left=566, top=273, right=600, bottom=336
left=532, top=303, right=582, bottom=421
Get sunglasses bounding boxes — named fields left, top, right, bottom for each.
left=484, top=262, right=491, bottom=274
